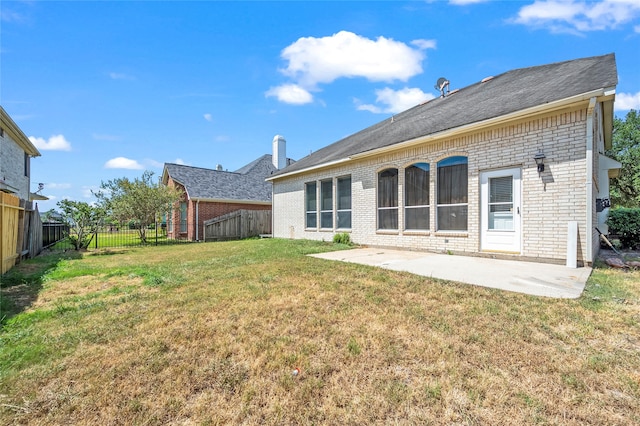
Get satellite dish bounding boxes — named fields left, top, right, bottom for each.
left=434, top=77, right=450, bottom=97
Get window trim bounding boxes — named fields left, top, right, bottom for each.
left=305, top=181, right=318, bottom=229
left=336, top=175, right=352, bottom=230
left=319, top=179, right=333, bottom=229
left=436, top=156, right=468, bottom=232
left=404, top=162, right=430, bottom=231
left=377, top=167, right=399, bottom=230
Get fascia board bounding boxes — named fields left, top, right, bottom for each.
left=265, top=158, right=351, bottom=182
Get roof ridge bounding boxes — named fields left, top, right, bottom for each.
left=166, top=163, right=240, bottom=175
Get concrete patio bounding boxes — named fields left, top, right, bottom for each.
left=309, top=247, right=592, bottom=299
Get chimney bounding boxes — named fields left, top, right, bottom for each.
left=272, top=135, right=286, bottom=169
left=216, top=164, right=223, bottom=171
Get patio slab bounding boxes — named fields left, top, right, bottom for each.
left=309, top=248, right=591, bottom=299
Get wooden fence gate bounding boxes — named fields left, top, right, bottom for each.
left=203, top=209, right=271, bottom=242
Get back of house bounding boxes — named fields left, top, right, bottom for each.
left=268, top=54, right=620, bottom=266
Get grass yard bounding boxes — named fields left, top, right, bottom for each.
left=1, top=239, right=639, bottom=425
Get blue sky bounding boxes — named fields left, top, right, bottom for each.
left=2, top=0, right=639, bottom=213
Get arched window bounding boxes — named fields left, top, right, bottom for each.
left=405, top=163, right=430, bottom=230
left=437, top=156, right=468, bottom=231
left=378, top=168, right=398, bottom=230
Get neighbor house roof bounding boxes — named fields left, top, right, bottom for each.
left=163, top=154, right=293, bottom=203
left=269, top=53, right=617, bottom=180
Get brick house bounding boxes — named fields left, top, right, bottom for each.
left=267, top=54, right=620, bottom=266
left=162, top=135, right=293, bottom=241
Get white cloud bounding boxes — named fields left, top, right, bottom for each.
left=265, top=84, right=314, bottom=105
left=109, top=72, right=135, bottom=80
left=204, top=113, right=213, bottom=122
left=279, top=31, right=430, bottom=88
left=29, top=134, right=72, bottom=151
left=46, top=182, right=72, bottom=190
left=145, top=159, right=164, bottom=168
left=411, top=39, right=437, bottom=50
left=513, top=0, right=640, bottom=33
left=615, top=92, right=640, bottom=111
left=174, top=158, right=188, bottom=165
left=357, top=87, right=435, bottom=114
left=81, top=186, right=98, bottom=198
left=1, top=9, right=27, bottom=23
left=104, top=157, right=144, bottom=170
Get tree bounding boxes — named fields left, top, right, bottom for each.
left=607, top=109, right=640, bottom=208
left=57, top=200, right=105, bottom=250
left=94, top=171, right=182, bottom=243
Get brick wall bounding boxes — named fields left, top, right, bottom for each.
left=273, top=104, right=599, bottom=264
left=165, top=176, right=271, bottom=241
left=0, top=133, right=30, bottom=201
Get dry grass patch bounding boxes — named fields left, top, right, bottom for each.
left=1, top=239, right=639, bottom=425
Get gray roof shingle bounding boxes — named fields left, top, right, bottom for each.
left=270, top=53, right=617, bottom=178
left=165, top=155, right=282, bottom=202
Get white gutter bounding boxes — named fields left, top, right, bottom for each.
left=267, top=87, right=615, bottom=182
left=190, top=197, right=270, bottom=205
left=585, top=97, right=597, bottom=264
left=266, top=158, right=352, bottom=182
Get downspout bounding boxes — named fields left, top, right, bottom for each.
left=271, top=186, right=275, bottom=237
left=585, top=97, right=596, bottom=264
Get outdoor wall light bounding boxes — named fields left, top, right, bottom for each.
left=534, top=152, right=546, bottom=173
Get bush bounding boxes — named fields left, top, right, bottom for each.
left=333, top=232, right=351, bottom=245
left=606, top=208, right=640, bottom=249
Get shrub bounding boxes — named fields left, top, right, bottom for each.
left=333, top=232, right=351, bottom=245
left=606, top=208, right=640, bottom=249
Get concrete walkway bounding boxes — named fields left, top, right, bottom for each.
left=309, top=248, right=592, bottom=299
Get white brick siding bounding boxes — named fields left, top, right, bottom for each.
left=273, top=105, right=602, bottom=264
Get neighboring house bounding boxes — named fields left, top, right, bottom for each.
left=0, top=106, right=43, bottom=202
left=268, top=54, right=620, bottom=266
left=162, top=135, right=293, bottom=241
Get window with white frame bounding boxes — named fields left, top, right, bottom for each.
left=336, top=176, right=352, bottom=229
left=378, top=168, right=398, bottom=230
left=437, top=156, right=468, bottom=231
left=305, top=182, right=317, bottom=228
left=320, top=179, right=333, bottom=229
left=405, top=163, right=430, bottom=230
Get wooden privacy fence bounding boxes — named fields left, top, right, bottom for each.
left=1, top=192, right=21, bottom=274
left=1, top=193, right=44, bottom=275
left=22, top=200, right=43, bottom=262
left=204, top=209, right=271, bottom=242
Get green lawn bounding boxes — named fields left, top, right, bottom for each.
left=1, top=239, right=638, bottom=425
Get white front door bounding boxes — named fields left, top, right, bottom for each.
left=480, top=168, right=521, bottom=253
